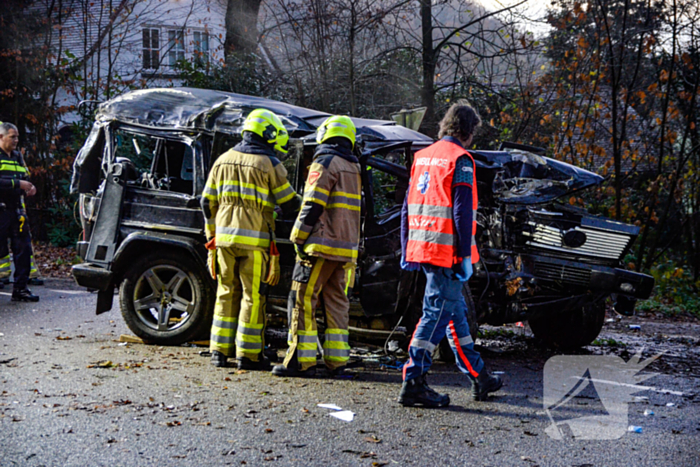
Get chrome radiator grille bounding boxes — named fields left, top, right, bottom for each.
left=534, top=260, right=591, bottom=286
left=523, top=222, right=632, bottom=261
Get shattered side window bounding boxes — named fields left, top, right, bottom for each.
left=114, top=131, right=156, bottom=173
left=369, top=150, right=407, bottom=217
left=113, top=129, right=195, bottom=195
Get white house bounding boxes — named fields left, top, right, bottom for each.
left=32, top=0, right=227, bottom=128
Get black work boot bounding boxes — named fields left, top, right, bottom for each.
left=210, top=350, right=228, bottom=368
left=237, top=355, right=271, bottom=371
left=271, top=353, right=316, bottom=378
left=398, top=374, right=450, bottom=408
left=470, top=368, right=503, bottom=401
left=28, top=277, right=45, bottom=286
left=11, top=288, right=39, bottom=302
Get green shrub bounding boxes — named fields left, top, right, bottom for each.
left=637, top=259, right=700, bottom=317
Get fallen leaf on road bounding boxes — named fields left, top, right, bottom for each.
left=265, top=428, right=274, bottom=433
left=360, top=451, right=377, bottom=458
left=523, top=431, right=538, bottom=436
left=56, top=336, right=72, bottom=340
left=164, top=421, right=182, bottom=427
left=364, top=435, right=382, bottom=443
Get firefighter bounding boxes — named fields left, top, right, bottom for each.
left=272, top=115, right=361, bottom=378
left=398, top=101, right=502, bottom=407
left=202, top=109, right=300, bottom=370
left=0, top=122, right=39, bottom=302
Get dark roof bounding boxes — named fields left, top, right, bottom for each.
left=96, top=87, right=432, bottom=144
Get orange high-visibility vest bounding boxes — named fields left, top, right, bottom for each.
left=405, top=139, right=479, bottom=268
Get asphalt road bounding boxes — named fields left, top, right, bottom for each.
left=1, top=279, right=698, bottom=467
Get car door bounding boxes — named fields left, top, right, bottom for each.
left=113, top=128, right=206, bottom=242
left=357, top=142, right=412, bottom=317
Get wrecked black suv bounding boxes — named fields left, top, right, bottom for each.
left=70, top=87, right=653, bottom=350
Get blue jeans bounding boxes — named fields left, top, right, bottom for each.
left=403, top=264, right=484, bottom=381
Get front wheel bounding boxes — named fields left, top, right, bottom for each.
left=119, top=250, right=214, bottom=345
left=528, top=300, right=606, bottom=350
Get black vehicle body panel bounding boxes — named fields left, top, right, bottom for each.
left=71, top=87, right=653, bottom=344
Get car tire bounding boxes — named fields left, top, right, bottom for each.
left=119, top=250, right=214, bottom=345
left=404, top=273, right=479, bottom=363
left=528, top=300, right=606, bottom=350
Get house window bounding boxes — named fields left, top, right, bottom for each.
left=193, top=31, right=209, bottom=67
left=142, top=28, right=160, bottom=69
left=167, top=29, right=185, bottom=67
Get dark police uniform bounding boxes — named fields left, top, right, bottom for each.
left=0, top=148, right=34, bottom=299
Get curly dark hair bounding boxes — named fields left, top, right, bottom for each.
left=437, top=100, right=481, bottom=142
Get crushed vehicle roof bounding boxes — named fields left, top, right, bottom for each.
left=95, top=87, right=434, bottom=144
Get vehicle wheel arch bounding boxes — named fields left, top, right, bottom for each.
left=112, top=231, right=209, bottom=282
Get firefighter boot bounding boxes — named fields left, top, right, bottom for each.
left=11, top=288, right=39, bottom=302
left=211, top=350, right=228, bottom=368
left=237, top=355, right=271, bottom=371
left=271, top=353, right=316, bottom=378
left=398, top=374, right=450, bottom=408
left=470, top=368, right=503, bottom=401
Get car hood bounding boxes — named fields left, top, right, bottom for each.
left=470, top=149, right=604, bottom=204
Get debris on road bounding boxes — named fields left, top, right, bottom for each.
left=317, top=403, right=342, bottom=410
left=330, top=410, right=355, bottom=422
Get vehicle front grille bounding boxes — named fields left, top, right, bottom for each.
left=523, top=222, right=632, bottom=261
left=534, top=260, right=591, bottom=287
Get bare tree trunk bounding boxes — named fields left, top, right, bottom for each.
left=224, top=0, right=262, bottom=59
left=419, top=0, right=437, bottom=137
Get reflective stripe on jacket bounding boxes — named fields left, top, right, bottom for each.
left=0, top=149, right=28, bottom=206
left=202, top=146, right=297, bottom=250
left=405, top=139, right=479, bottom=268
left=290, top=144, right=361, bottom=262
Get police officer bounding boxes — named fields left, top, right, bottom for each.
left=398, top=101, right=502, bottom=407
left=272, top=115, right=361, bottom=378
left=202, top=109, right=300, bottom=370
left=0, top=122, right=39, bottom=302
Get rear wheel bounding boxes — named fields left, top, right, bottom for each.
left=528, top=300, right=606, bottom=350
left=119, top=250, right=214, bottom=345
